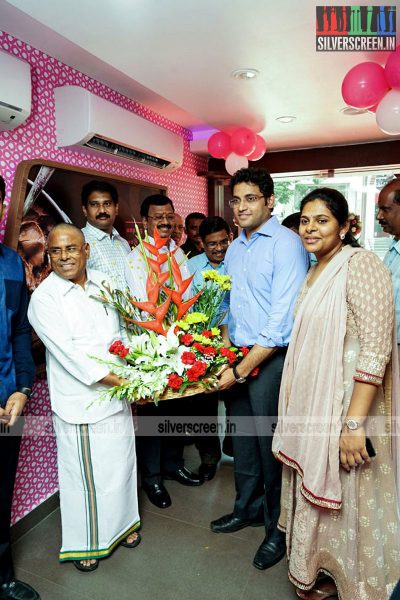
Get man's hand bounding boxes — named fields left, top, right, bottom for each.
left=99, top=373, right=130, bottom=387
left=3, top=392, right=28, bottom=427
left=218, top=368, right=236, bottom=390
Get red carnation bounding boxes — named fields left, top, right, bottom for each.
left=109, top=340, right=123, bottom=354
left=186, top=360, right=207, bottom=382
left=220, top=347, right=237, bottom=364
left=203, top=346, right=217, bottom=357
left=119, top=347, right=129, bottom=359
left=182, top=351, right=196, bottom=365
left=186, top=368, right=201, bottom=382
left=193, top=342, right=206, bottom=353
left=240, top=346, right=250, bottom=356
left=180, top=333, right=194, bottom=346
left=250, top=367, right=259, bottom=377
left=168, top=374, right=183, bottom=390
left=193, top=360, right=207, bottom=375
left=201, top=330, right=214, bottom=339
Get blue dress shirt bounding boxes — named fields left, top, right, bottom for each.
left=188, top=252, right=226, bottom=291
left=384, top=239, right=400, bottom=341
left=0, top=244, right=35, bottom=406
left=222, top=216, right=309, bottom=348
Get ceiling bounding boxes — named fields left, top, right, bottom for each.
left=0, top=0, right=398, bottom=154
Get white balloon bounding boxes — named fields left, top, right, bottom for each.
left=225, top=152, right=249, bottom=176
left=376, top=89, right=400, bottom=135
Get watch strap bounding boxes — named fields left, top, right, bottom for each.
left=16, top=386, right=32, bottom=399
left=232, top=365, right=246, bottom=383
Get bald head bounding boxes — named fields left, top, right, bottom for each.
left=47, top=223, right=89, bottom=287
left=48, top=223, right=85, bottom=246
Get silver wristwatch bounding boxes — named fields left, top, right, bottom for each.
left=344, top=418, right=361, bottom=431
left=232, top=365, right=246, bottom=384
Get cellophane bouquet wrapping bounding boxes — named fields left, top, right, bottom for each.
left=93, top=227, right=248, bottom=404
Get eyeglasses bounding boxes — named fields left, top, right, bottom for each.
left=205, top=238, right=230, bottom=249
left=48, top=244, right=86, bottom=257
left=147, top=214, right=175, bottom=223
left=228, top=194, right=265, bottom=208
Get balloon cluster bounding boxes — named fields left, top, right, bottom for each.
left=207, top=128, right=267, bottom=175
left=341, top=45, right=400, bottom=135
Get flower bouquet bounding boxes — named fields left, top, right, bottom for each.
left=348, top=213, right=362, bottom=238
left=93, top=227, right=248, bottom=404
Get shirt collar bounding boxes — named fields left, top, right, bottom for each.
left=238, top=215, right=279, bottom=243
left=390, top=238, right=400, bottom=253
left=52, top=268, right=105, bottom=296
left=195, top=252, right=224, bottom=270
left=84, top=221, right=120, bottom=241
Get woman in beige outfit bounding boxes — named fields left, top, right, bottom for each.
left=273, top=188, right=400, bottom=600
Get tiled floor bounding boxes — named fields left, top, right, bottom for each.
left=12, top=447, right=297, bottom=600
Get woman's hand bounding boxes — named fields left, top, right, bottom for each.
left=339, top=427, right=370, bottom=472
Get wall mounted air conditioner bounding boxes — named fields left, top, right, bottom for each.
left=54, top=86, right=183, bottom=172
left=0, top=50, right=31, bottom=131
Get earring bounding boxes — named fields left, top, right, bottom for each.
left=340, top=233, right=345, bottom=240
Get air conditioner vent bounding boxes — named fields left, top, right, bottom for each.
left=84, top=136, right=172, bottom=169
left=54, top=86, right=183, bottom=172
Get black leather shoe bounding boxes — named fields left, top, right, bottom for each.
left=198, top=463, right=217, bottom=481
left=164, top=467, right=203, bottom=486
left=143, top=482, right=171, bottom=508
left=0, top=579, right=41, bottom=599
left=210, top=513, right=264, bottom=533
left=253, top=533, right=286, bottom=570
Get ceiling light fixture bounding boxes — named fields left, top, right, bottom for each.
left=276, top=116, right=296, bottom=123
left=231, top=68, right=259, bottom=80
left=340, top=106, right=368, bottom=115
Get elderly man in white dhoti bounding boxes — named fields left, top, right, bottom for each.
left=28, top=223, right=140, bottom=573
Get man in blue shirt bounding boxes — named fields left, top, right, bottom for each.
left=188, top=216, right=230, bottom=481
left=0, top=176, right=39, bottom=600
left=210, top=168, right=309, bottom=571
left=377, top=177, right=400, bottom=357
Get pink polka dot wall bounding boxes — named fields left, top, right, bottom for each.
left=0, top=31, right=208, bottom=523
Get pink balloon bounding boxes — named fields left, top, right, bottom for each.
left=225, top=152, right=249, bottom=176
left=248, top=135, right=267, bottom=161
left=230, top=128, right=257, bottom=157
left=385, top=47, right=400, bottom=90
left=207, top=131, right=231, bottom=159
left=376, top=89, right=400, bottom=135
left=342, top=62, right=390, bottom=109
left=368, top=104, right=378, bottom=113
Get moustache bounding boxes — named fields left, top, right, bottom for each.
left=156, top=224, right=172, bottom=230
left=378, top=220, right=387, bottom=226
left=96, top=213, right=110, bottom=219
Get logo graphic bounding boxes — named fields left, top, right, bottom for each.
left=316, top=6, right=396, bottom=51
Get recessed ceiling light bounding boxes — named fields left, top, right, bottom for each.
left=276, top=116, right=296, bottom=123
left=231, top=68, right=259, bottom=80
left=340, top=106, right=368, bottom=115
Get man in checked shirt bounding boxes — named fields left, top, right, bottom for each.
left=81, top=180, right=131, bottom=291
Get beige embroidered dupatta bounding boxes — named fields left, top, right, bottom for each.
left=273, top=245, right=362, bottom=509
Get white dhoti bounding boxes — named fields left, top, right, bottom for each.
left=53, top=404, right=140, bottom=562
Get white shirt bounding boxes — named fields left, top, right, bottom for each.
left=28, top=269, right=125, bottom=424
left=82, top=222, right=131, bottom=291
left=125, top=236, right=191, bottom=301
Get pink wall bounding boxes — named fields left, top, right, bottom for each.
left=0, top=31, right=208, bottom=522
